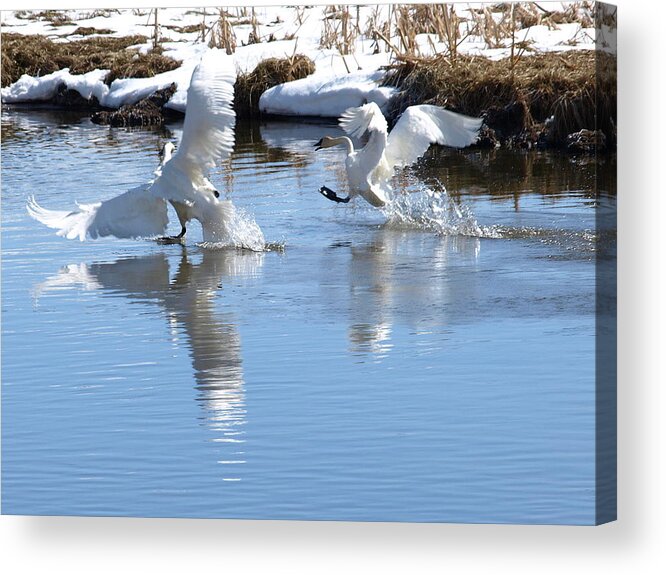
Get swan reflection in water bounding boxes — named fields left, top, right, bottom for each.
left=34, top=248, right=264, bottom=480
left=321, top=227, right=481, bottom=359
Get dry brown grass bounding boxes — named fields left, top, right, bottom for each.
left=207, top=9, right=237, bottom=54
left=234, top=54, right=315, bottom=117
left=22, top=10, right=75, bottom=27
left=162, top=23, right=202, bottom=35
left=383, top=50, right=616, bottom=147
left=370, top=2, right=595, bottom=65
left=1, top=33, right=180, bottom=87
left=72, top=26, right=115, bottom=36
left=320, top=5, right=358, bottom=56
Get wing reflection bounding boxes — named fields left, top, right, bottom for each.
left=322, top=228, right=481, bottom=359
left=35, top=248, right=263, bottom=479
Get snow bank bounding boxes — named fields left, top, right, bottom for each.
left=1, top=68, right=110, bottom=104
left=104, top=64, right=196, bottom=111
left=0, top=46, right=395, bottom=119
left=0, top=53, right=197, bottom=113
left=0, top=64, right=198, bottom=111
left=1, top=5, right=601, bottom=117
left=260, top=70, right=396, bottom=118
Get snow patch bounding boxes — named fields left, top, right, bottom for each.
left=1, top=68, right=110, bottom=104
left=260, top=70, right=396, bottom=117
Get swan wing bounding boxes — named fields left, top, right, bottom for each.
left=339, top=102, right=388, bottom=139
left=27, top=186, right=168, bottom=241
left=384, top=105, right=483, bottom=170
left=167, top=49, right=236, bottom=184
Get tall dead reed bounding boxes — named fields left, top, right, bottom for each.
left=208, top=9, right=237, bottom=55
left=320, top=5, right=358, bottom=56
left=371, top=4, right=468, bottom=63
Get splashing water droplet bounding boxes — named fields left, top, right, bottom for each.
left=381, top=182, right=500, bottom=238
left=199, top=200, right=265, bottom=252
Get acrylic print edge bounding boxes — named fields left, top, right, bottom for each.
left=594, top=1, right=617, bottom=525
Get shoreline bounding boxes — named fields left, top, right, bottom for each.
left=1, top=5, right=616, bottom=153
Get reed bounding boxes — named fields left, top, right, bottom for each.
left=432, top=4, right=466, bottom=62
left=72, top=26, right=114, bottom=36
left=247, top=8, right=261, bottom=45
left=151, top=8, right=160, bottom=50
left=393, top=5, right=419, bottom=57
left=371, top=4, right=469, bottom=63
left=208, top=9, right=237, bottom=55
left=294, top=6, right=307, bottom=27
left=320, top=5, right=358, bottom=56
left=16, top=9, right=75, bottom=26
left=364, top=5, right=389, bottom=53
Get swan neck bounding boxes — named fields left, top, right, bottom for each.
left=161, top=145, right=174, bottom=166
left=332, top=136, right=354, bottom=154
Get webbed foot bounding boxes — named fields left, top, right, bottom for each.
left=319, top=186, right=350, bottom=204
left=157, top=226, right=186, bottom=244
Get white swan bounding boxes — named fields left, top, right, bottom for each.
left=27, top=48, right=240, bottom=244
left=314, top=102, right=483, bottom=207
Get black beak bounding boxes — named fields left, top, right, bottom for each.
left=314, top=138, right=323, bottom=151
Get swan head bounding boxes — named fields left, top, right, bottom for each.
left=314, top=136, right=338, bottom=151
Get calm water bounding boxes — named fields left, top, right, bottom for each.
left=1, top=108, right=615, bottom=524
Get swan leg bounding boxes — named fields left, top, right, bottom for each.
left=319, top=186, right=350, bottom=204
left=156, top=226, right=186, bottom=244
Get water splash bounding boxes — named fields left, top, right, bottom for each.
left=492, top=225, right=598, bottom=255
left=379, top=185, right=597, bottom=253
left=381, top=183, right=500, bottom=238
left=200, top=200, right=266, bottom=252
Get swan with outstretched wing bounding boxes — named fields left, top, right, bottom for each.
left=28, top=49, right=241, bottom=245
left=314, top=102, right=483, bottom=207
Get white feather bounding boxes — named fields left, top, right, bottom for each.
left=320, top=102, right=482, bottom=208
left=28, top=49, right=247, bottom=245
left=384, top=105, right=484, bottom=170
left=154, top=49, right=236, bottom=205
left=27, top=187, right=168, bottom=241
left=339, top=102, right=388, bottom=140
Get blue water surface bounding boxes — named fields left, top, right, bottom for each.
left=1, top=108, right=614, bottom=524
